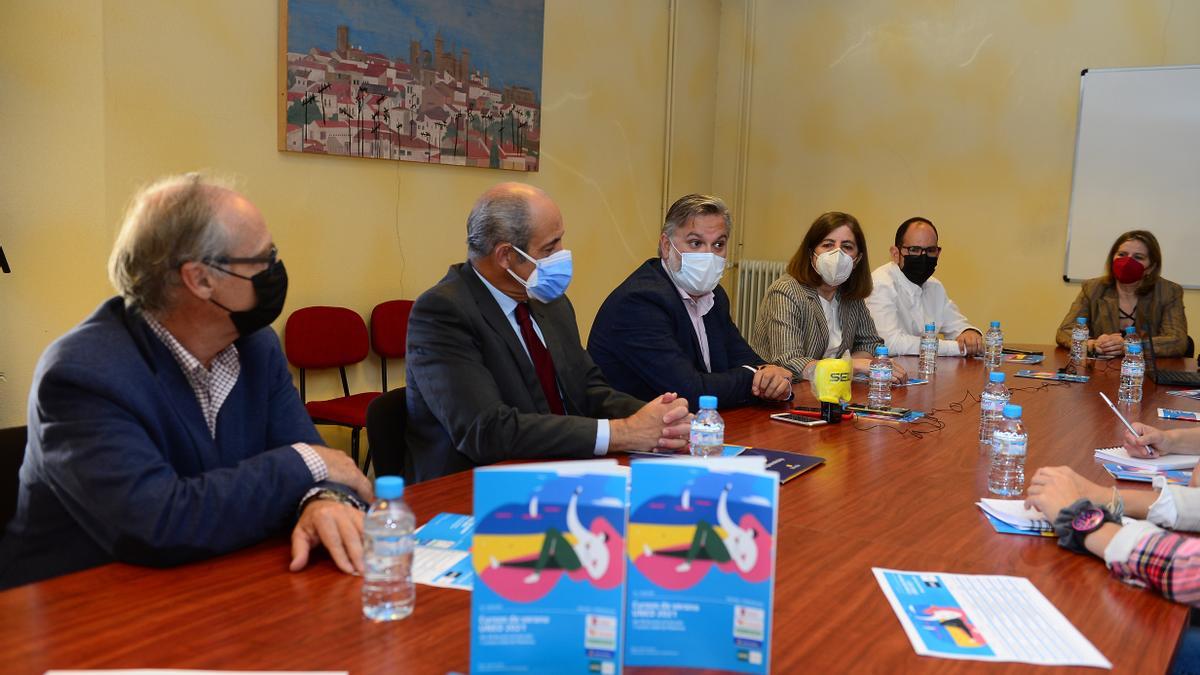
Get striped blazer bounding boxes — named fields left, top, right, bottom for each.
left=750, top=274, right=884, bottom=376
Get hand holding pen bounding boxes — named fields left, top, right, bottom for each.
left=1122, top=422, right=1165, bottom=459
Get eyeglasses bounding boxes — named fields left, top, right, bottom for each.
left=899, top=245, right=941, bottom=257
left=206, top=245, right=278, bottom=267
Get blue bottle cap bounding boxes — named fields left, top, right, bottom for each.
left=1002, top=404, right=1022, bottom=419
left=1124, top=326, right=1136, bottom=335
left=875, top=346, right=889, bottom=356
left=925, top=323, right=936, bottom=331
left=990, top=321, right=1000, bottom=328
left=698, top=395, right=718, bottom=409
left=1076, top=317, right=1087, bottom=325
left=375, top=476, right=405, bottom=500
left=989, top=371, right=1006, bottom=383
left=1127, top=343, right=1142, bottom=354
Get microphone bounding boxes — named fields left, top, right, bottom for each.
left=811, top=358, right=852, bottom=423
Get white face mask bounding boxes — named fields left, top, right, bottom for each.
left=813, top=249, right=856, bottom=287
left=666, top=240, right=726, bottom=295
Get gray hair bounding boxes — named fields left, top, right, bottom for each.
left=661, top=194, right=732, bottom=246
left=107, top=173, right=234, bottom=314
left=466, top=191, right=533, bottom=260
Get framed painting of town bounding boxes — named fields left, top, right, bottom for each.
left=278, top=0, right=544, bottom=171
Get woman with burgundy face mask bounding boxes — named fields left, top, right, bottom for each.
left=1055, top=230, right=1189, bottom=358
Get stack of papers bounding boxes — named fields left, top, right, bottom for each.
left=1094, top=447, right=1200, bottom=471
left=1159, top=408, right=1200, bottom=421
left=976, top=499, right=1053, bottom=537
left=1102, top=463, right=1191, bottom=485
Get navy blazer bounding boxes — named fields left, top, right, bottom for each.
left=0, top=298, right=324, bottom=588
left=405, top=264, right=645, bottom=482
left=588, top=259, right=766, bottom=411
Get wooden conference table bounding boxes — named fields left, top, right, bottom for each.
left=2, top=347, right=1194, bottom=673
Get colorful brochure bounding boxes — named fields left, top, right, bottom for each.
left=1002, top=353, right=1044, bottom=364
left=412, top=512, right=474, bottom=590
left=1014, top=369, right=1089, bottom=383
left=874, top=568, right=1110, bottom=667
left=470, top=460, right=629, bottom=674
left=1159, top=408, right=1200, bottom=421
left=1102, top=462, right=1192, bottom=485
left=624, top=457, right=778, bottom=673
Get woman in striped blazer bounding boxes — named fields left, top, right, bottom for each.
left=751, top=212, right=903, bottom=381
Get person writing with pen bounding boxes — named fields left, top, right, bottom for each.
left=1023, top=424, right=1200, bottom=615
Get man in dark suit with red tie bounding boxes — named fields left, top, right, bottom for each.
left=405, top=183, right=694, bottom=481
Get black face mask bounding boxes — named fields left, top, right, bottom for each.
left=900, top=254, right=937, bottom=286
left=209, top=260, right=289, bottom=337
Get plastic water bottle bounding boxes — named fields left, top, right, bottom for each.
left=1118, top=342, right=1145, bottom=403
left=1070, top=317, right=1089, bottom=368
left=978, top=371, right=1011, bottom=443
left=362, top=476, right=416, bottom=621
left=690, top=395, right=725, bottom=457
left=983, top=321, right=1003, bottom=369
left=867, top=346, right=893, bottom=408
left=1123, top=326, right=1139, bottom=353
left=919, top=323, right=938, bottom=378
left=988, top=404, right=1027, bottom=496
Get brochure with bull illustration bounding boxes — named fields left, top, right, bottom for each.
left=624, top=456, right=779, bottom=673
left=470, top=460, right=629, bottom=675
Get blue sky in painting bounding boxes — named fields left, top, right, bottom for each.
left=288, top=0, right=544, bottom=96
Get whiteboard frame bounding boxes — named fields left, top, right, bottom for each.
left=1062, top=64, right=1200, bottom=289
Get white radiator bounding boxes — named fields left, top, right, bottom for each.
left=733, top=259, right=787, bottom=332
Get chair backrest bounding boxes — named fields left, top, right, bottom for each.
left=366, top=387, right=409, bottom=483
left=0, top=426, right=28, bottom=530
left=370, top=300, right=414, bottom=359
left=284, top=306, right=369, bottom=369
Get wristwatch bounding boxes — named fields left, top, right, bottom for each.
left=1051, top=498, right=1119, bottom=554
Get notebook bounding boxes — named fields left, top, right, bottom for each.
left=1093, top=446, right=1200, bottom=471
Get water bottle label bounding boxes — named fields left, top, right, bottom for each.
left=981, top=399, right=1005, bottom=413
left=1122, top=363, right=1145, bottom=377
left=992, top=435, right=1026, bottom=457
left=870, top=368, right=891, bottom=382
left=371, top=535, right=414, bottom=558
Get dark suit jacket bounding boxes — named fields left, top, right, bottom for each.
left=405, top=263, right=645, bottom=482
left=0, top=297, right=325, bottom=589
left=588, top=259, right=766, bottom=411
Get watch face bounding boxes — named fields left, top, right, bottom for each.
left=1072, top=507, right=1105, bottom=533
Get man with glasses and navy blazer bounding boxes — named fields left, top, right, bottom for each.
left=0, top=174, right=373, bottom=589
left=865, top=216, right=983, bottom=357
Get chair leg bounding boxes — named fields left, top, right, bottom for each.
left=351, top=427, right=360, bottom=466
left=363, top=445, right=373, bottom=477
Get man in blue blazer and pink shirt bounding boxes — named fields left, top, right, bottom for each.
left=0, top=173, right=373, bottom=589
left=588, top=194, right=793, bottom=411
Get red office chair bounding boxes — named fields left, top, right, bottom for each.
left=284, top=306, right=380, bottom=471
left=370, top=299, right=414, bottom=391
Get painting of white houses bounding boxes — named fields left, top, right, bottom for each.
left=281, top=0, right=544, bottom=171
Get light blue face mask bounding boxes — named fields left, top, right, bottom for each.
left=507, top=245, right=573, bottom=303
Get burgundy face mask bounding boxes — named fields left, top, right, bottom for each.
left=1112, top=256, right=1145, bottom=284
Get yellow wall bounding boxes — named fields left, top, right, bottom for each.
left=4, top=0, right=1199, bottom=433
left=0, top=0, right=674, bottom=429
left=728, top=0, right=1200, bottom=345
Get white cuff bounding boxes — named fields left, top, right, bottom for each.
left=1147, top=477, right=1180, bottom=529
left=292, top=442, right=328, bottom=482
left=1103, top=518, right=1165, bottom=566
left=937, top=339, right=963, bottom=357
left=594, top=419, right=610, bottom=455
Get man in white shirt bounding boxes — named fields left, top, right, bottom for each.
left=866, top=217, right=983, bottom=356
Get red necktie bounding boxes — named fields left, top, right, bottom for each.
left=514, top=303, right=565, bottom=415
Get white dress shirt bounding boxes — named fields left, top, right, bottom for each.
left=865, top=262, right=978, bottom=356
left=661, top=260, right=716, bottom=372
left=818, top=295, right=843, bottom=358
left=472, top=265, right=610, bottom=454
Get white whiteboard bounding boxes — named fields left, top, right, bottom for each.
left=1064, top=65, right=1200, bottom=288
